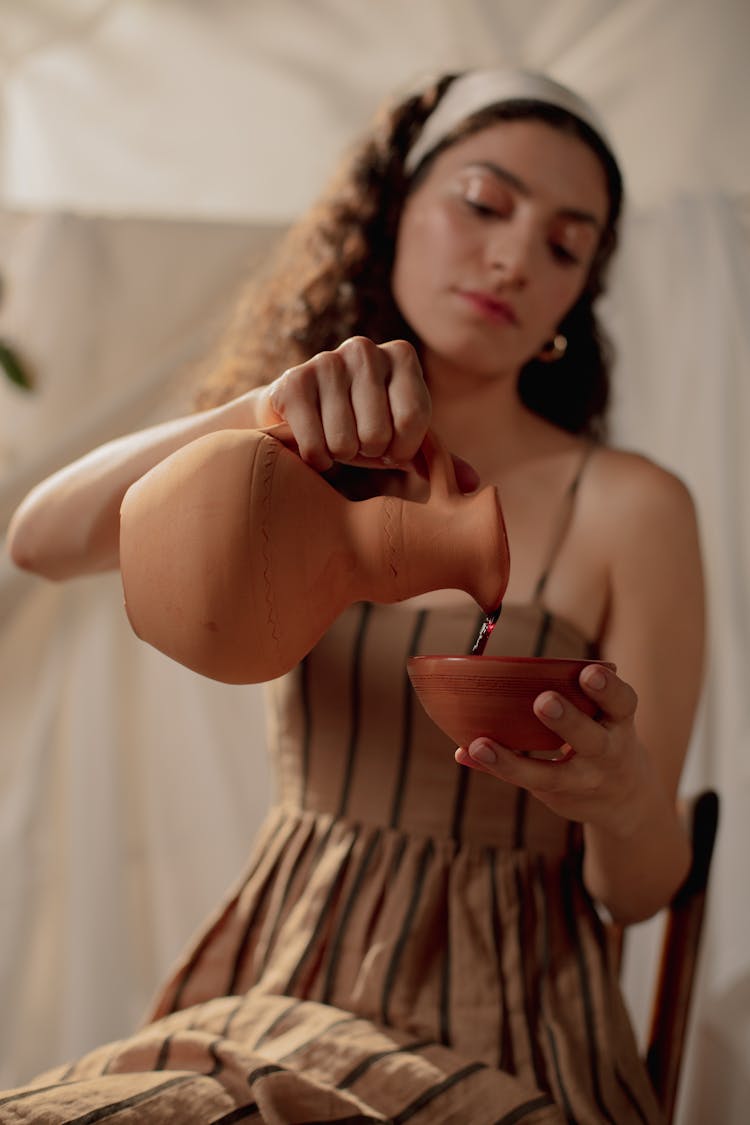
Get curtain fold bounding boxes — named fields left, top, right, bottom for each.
left=603, top=194, right=750, bottom=1124
left=0, top=3, right=748, bottom=1118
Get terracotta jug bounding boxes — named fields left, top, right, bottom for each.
left=119, top=424, right=510, bottom=684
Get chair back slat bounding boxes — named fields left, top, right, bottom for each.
left=645, top=790, right=720, bottom=1122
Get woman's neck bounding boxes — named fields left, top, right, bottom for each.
left=423, top=352, right=581, bottom=485
left=426, top=361, right=526, bottom=462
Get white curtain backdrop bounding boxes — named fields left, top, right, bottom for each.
left=1, top=2, right=748, bottom=1121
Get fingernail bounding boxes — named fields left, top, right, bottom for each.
left=469, top=740, right=497, bottom=765
left=583, top=667, right=606, bottom=691
left=540, top=695, right=564, bottom=719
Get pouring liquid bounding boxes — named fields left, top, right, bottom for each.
left=470, top=604, right=502, bottom=655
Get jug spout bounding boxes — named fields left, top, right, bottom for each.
left=350, top=484, right=509, bottom=612
left=397, top=482, right=509, bottom=612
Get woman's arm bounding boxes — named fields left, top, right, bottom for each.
left=8, top=337, right=433, bottom=582
left=7, top=389, right=276, bottom=581
left=457, top=452, right=705, bottom=923
left=578, top=456, right=705, bottom=919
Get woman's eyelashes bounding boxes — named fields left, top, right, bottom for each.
left=463, top=194, right=583, bottom=266
left=457, top=171, right=592, bottom=268
left=550, top=242, right=580, bottom=265
left=465, top=197, right=502, bottom=218
left=550, top=220, right=594, bottom=267
left=461, top=173, right=512, bottom=218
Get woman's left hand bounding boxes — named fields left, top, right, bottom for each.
left=454, top=662, right=651, bottom=837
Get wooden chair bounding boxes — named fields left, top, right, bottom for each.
left=609, top=789, right=720, bottom=1123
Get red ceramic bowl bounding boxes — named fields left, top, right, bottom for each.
left=407, top=654, right=615, bottom=754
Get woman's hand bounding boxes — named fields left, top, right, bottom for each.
left=260, top=336, right=432, bottom=473
left=454, top=662, right=653, bottom=838
left=455, top=660, right=693, bottom=922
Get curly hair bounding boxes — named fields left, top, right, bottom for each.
left=196, top=74, right=623, bottom=440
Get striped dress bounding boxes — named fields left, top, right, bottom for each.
left=0, top=597, right=664, bottom=1124
left=0, top=454, right=665, bottom=1123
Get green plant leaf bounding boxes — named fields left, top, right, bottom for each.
left=0, top=339, right=34, bottom=391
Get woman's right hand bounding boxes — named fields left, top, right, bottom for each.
left=259, top=337, right=432, bottom=473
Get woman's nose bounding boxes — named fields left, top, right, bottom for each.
left=486, top=224, right=535, bottom=287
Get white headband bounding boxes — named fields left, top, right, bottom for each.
left=404, top=68, right=614, bottom=175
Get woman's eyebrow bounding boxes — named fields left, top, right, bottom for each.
left=468, top=161, right=603, bottom=230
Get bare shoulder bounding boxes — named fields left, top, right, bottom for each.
left=580, top=448, right=705, bottom=787
left=583, top=444, right=699, bottom=537
left=572, top=444, right=704, bottom=613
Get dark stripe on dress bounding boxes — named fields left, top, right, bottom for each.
left=299, top=655, right=312, bottom=809
left=537, top=858, right=576, bottom=1123
left=389, top=609, right=428, bottom=828
left=560, top=875, right=617, bottom=1124
left=276, top=1014, right=359, bottom=1064
left=450, top=766, right=470, bottom=843
left=492, top=1093, right=556, bottom=1124
left=226, top=860, right=290, bottom=996
left=448, top=610, right=486, bottom=844
left=254, top=817, right=337, bottom=988
left=154, top=1034, right=172, bottom=1070
left=439, top=938, right=451, bottom=1047
left=260, top=819, right=321, bottom=974
left=169, top=812, right=288, bottom=1011
left=437, top=605, right=481, bottom=1059
left=303, top=1116, right=385, bottom=1125
left=531, top=445, right=593, bottom=607
left=391, top=1061, right=486, bottom=1122
left=512, top=787, right=528, bottom=850
left=321, top=829, right=383, bottom=1003
left=533, top=610, right=552, bottom=657
left=446, top=602, right=478, bottom=1046
left=285, top=830, right=360, bottom=995
left=252, top=998, right=302, bottom=1050
left=155, top=1033, right=222, bottom=1078
left=246, top=1063, right=285, bottom=1084
left=337, top=603, right=372, bottom=818
left=615, top=1068, right=651, bottom=1125
left=513, top=609, right=553, bottom=849
left=207, top=1038, right=224, bottom=1077
left=514, top=866, right=548, bottom=1090
left=100, top=1050, right=120, bottom=1076
left=220, top=997, right=246, bottom=1038
left=0, top=1082, right=77, bottom=1108
left=389, top=832, right=409, bottom=881
left=211, top=1106, right=261, bottom=1123
left=488, top=848, right=515, bottom=1072
left=575, top=861, right=611, bottom=964
left=65, top=1075, right=195, bottom=1124
left=337, top=1039, right=434, bottom=1089
left=380, top=837, right=435, bottom=1025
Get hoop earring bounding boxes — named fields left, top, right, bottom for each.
left=537, top=333, right=568, bottom=363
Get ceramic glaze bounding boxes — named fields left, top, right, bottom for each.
left=119, top=424, right=510, bottom=684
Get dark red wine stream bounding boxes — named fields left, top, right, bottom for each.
left=470, top=604, right=502, bottom=655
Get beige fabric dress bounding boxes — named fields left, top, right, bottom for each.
left=0, top=466, right=665, bottom=1123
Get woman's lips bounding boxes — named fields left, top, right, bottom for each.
left=457, top=289, right=519, bottom=325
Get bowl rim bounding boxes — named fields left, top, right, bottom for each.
left=406, top=654, right=615, bottom=669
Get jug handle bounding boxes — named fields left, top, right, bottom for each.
left=260, top=421, right=462, bottom=497
left=417, top=429, right=462, bottom=499
left=259, top=421, right=299, bottom=449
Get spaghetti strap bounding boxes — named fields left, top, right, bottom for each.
left=532, top=441, right=598, bottom=604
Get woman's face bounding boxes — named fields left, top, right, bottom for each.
left=391, top=118, right=610, bottom=381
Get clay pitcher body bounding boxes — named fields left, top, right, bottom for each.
left=119, top=425, right=510, bottom=683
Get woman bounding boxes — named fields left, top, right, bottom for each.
left=5, top=69, right=704, bottom=1123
